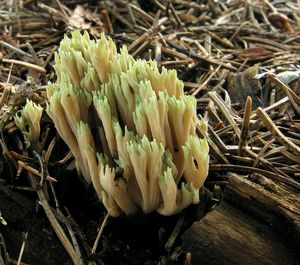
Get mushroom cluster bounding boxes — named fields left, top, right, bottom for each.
left=17, top=31, right=209, bottom=216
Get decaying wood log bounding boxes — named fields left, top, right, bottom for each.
left=182, top=174, right=300, bottom=265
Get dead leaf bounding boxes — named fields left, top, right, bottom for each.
left=178, top=14, right=198, bottom=23
left=68, top=5, right=104, bottom=32
left=227, top=65, right=263, bottom=108
left=268, top=13, right=293, bottom=32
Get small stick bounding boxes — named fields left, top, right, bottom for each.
left=58, top=151, right=73, bottom=165
left=165, top=214, right=185, bottom=252
left=253, top=139, right=275, bottom=167
left=207, top=124, right=227, bottom=152
left=0, top=41, right=32, bottom=59
left=250, top=96, right=289, bottom=119
left=0, top=85, right=11, bottom=109
left=244, top=148, right=289, bottom=178
left=184, top=252, right=192, bottom=265
left=0, top=63, right=14, bottom=108
left=193, top=40, right=209, bottom=57
left=55, top=0, right=70, bottom=18
left=267, top=74, right=300, bottom=116
left=208, top=91, right=241, bottom=139
left=192, top=62, right=223, bottom=96
left=88, top=207, right=118, bottom=265
left=128, top=14, right=166, bottom=53
left=56, top=209, right=84, bottom=265
left=204, top=32, right=211, bottom=55
left=169, top=3, right=184, bottom=27
left=91, top=208, right=115, bottom=253
left=256, top=107, right=300, bottom=156
left=210, top=164, right=300, bottom=189
left=1, top=58, right=46, bottom=73
left=229, top=21, right=249, bottom=41
left=26, top=42, right=42, bottom=66
left=18, top=161, right=57, bottom=183
left=166, top=39, right=237, bottom=71
left=238, top=97, right=252, bottom=156
left=131, top=39, right=151, bottom=57
left=44, top=137, right=56, bottom=163
left=101, top=9, right=113, bottom=33
left=262, top=146, right=286, bottom=158
left=0, top=211, right=7, bottom=225
left=259, top=6, right=277, bottom=32
left=105, top=5, right=135, bottom=31
left=204, top=30, right=234, bottom=48
left=128, top=32, right=150, bottom=53
left=281, top=149, right=300, bottom=164
left=197, top=125, right=230, bottom=164
left=0, top=231, right=8, bottom=265
left=10, top=151, right=36, bottom=163
left=43, top=45, right=57, bottom=68
left=129, top=3, right=155, bottom=23
left=65, top=208, right=93, bottom=257
left=126, top=3, right=136, bottom=25
left=248, top=4, right=260, bottom=28
left=6, top=63, right=14, bottom=84
left=32, top=151, right=47, bottom=187
left=37, top=2, right=66, bottom=18
left=154, top=36, right=162, bottom=69
left=17, top=232, right=28, bottom=265
left=263, top=0, right=278, bottom=13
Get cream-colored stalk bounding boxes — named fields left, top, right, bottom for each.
left=158, top=168, right=199, bottom=215
left=99, top=163, right=137, bottom=217
left=183, top=135, right=209, bottom=188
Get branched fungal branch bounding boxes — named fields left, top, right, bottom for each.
left=16, top=31, right=210, bottom=216
left=14, top=99, right=43, bottom=153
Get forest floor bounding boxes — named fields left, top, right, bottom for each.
left=0, top=1, right=300, bottom=265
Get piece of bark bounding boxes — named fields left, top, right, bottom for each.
left=0, top=184, right=71, bottom=265
left=182, top=174, right=300, bottom=265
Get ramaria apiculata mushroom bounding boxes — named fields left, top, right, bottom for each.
left=16, top=31, right=210, bottom=217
